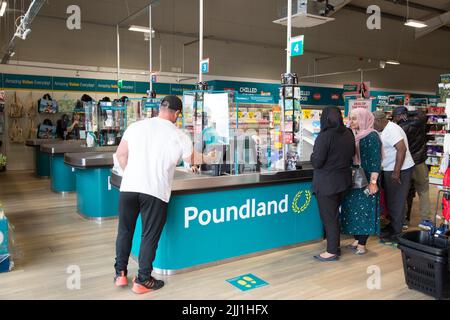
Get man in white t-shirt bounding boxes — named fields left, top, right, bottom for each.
left=373, top=110, right=414, bottom=243
left=113, top=95, right=194, bottom=294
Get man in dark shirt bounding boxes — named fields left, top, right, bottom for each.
left=392, top=107, right=431, bottom=226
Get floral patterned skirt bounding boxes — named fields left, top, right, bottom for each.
left=340, top=188, right=380, bottom=236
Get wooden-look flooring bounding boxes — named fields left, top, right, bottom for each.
left=0, top=170, right=437, bottom=299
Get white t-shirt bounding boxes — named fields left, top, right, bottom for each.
left=119, top=117, right=193, bottom=203
left=380, top=121, right=415, bottom=171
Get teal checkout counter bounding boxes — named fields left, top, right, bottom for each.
left=110, top=165, right=323, bottom=275
left=64, top=152, right=119, bottom=220
left=25, top=139, right=83, bottom=177
left=40, top=143, right=117, bottom=193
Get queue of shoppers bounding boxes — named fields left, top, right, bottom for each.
left=311, top=106, right=429, bottom=261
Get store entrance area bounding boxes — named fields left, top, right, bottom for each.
left=0, top=170, right=435, bottom=300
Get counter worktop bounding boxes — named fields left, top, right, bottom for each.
left=64, top=152, right=114, bottom=168
left=111, top=164, right=314, bottom=195
left=26, top=139, right=84, bottom=147
left=41, top=143, right=117, bottom=155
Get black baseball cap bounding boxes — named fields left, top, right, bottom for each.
left=392, top=106, right=408, bottom=117
left=161, top=95, right=183, bottom=112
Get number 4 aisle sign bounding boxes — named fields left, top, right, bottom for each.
left=201, top=58, right=210, bottom=74
left=290, top=35, right=304, bottom=57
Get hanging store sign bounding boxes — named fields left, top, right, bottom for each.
left=343, top=82, right=371, bottom=99
left=201, top=58, right=210, bottom=74
left=290, top=35, right=304, bottom=57
left=345, top=98, right=373, bottom=116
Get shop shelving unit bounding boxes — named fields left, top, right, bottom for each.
left=232, top=93, right=282, bottom=173
left=279, top=81, right=302, bottom=170
left=183, top=90, right=287, bottom=175
left=84, top=100, right=127, bottom=146
left=426, top=82, right=449, bottom=185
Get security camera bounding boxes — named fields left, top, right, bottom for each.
left=21, top=28, right=31, bottom=40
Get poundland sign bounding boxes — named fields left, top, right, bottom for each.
left=184, top=190, right=312, bottom=228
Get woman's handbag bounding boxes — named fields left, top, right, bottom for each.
left=352, top=165, right=369, bottom=189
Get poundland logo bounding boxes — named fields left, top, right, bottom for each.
left=184, top=191, right=311, bottom=228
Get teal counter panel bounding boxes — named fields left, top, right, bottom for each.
left=131, top=180, right=322, bottom=272
left=50, top=155, right=76, bottom=192
left=75, top=168, right=119, bottom=219
left=35, top=148, right=51, bottom=177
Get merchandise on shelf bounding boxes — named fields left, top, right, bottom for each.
left=0, top=204, right=12, bottom=273
left=38, top=93, right=59, bottom=114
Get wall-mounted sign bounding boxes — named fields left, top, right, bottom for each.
left=0, top=73, right=194, bottom=95
left=290, top=35, right=304, bottom=57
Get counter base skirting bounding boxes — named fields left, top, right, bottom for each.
left=131, top=239, right=322, bottom=276
left=51, top=190, right=75, bottom=195
left=77, top=211, right=118, bottom=223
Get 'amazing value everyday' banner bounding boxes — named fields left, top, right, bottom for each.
left=0, top=73, right=195, bottom=95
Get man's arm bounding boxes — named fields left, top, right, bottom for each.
left=116, top=139, right=129, bottom=170
left=392, top=139, right=407, bottom=184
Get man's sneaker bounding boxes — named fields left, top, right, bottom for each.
left=114, top=271, right=128, bottom=287
left=132, top=276, right=164, bottom=294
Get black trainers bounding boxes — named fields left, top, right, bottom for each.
left=132, top=276, right=165, bottom=294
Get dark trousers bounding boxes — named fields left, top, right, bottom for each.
left=114, top=192, right=168, bottom=282
left=354, top=235, right=369, bottom=246
left=382, top=168, right=413, bottom=236
left=316, top=191, right=346, bottom=255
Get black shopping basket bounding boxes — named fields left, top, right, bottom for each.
left=398, top=230, right=450, bottom=300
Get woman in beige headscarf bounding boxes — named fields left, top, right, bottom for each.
left=340, top=108, right=382, bottom=255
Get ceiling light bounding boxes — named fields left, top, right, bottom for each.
left=386, top=60, right=400, bottom=65
left=129, top=25, right=155, bottom=35
left=404, top=19, right=427, bottom=28
left=0, top=1, right=7, bottom=17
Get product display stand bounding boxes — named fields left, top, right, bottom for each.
left=280, top=73, right=302, bottom=170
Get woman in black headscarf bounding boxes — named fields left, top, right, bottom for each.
left=310, top=107, right=355, bottom=261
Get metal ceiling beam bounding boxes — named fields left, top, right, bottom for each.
left=345, top=3, right=450, bottom=32
left=379, top=0, right=448, bottom=14
left=415, top=11, right=450, bottom=38
left=116, top=0, right=160, bottom=27
left=1, top=0, right=47, bottom=64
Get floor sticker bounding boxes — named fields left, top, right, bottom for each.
left=226, top=273, right=268, bottom=291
